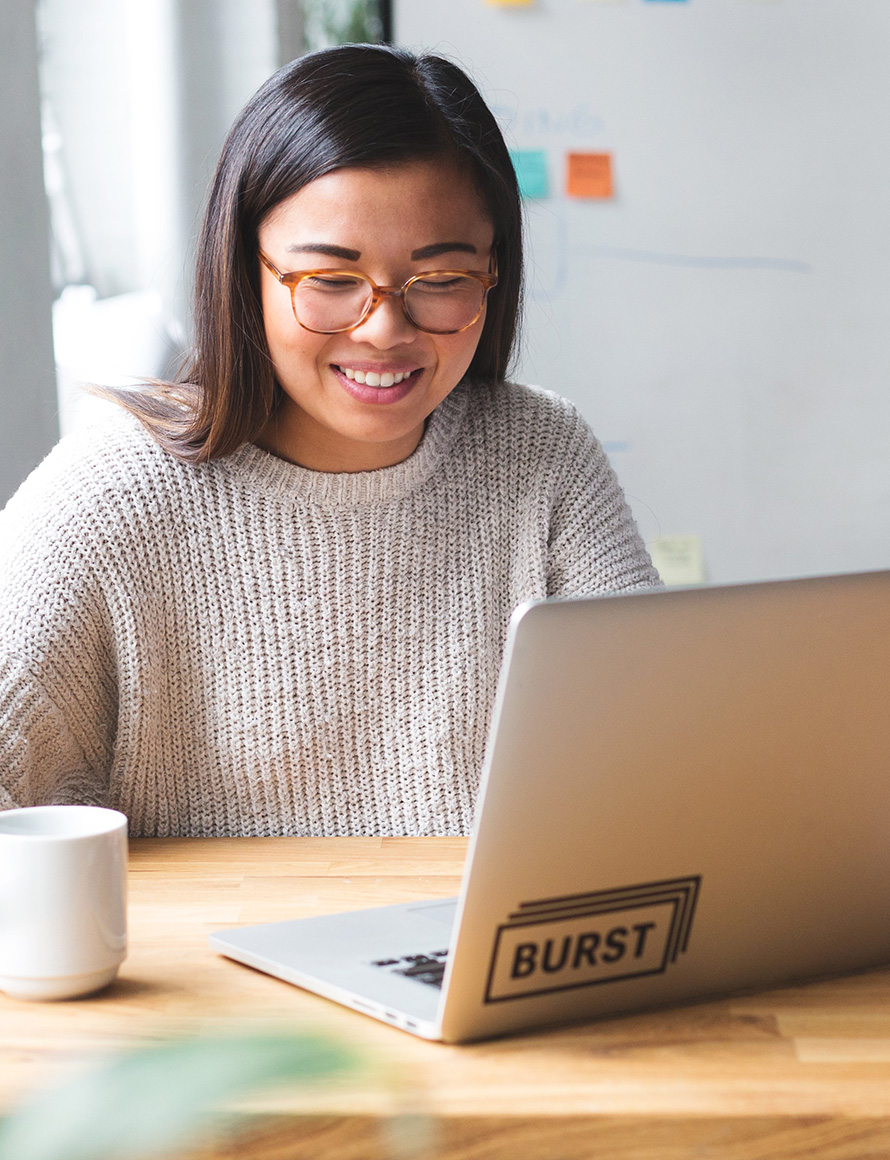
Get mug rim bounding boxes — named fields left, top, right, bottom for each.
left=0, top=805, right=128, bottom=840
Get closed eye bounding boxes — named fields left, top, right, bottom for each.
left=300, top=274, right=366, bottom=291
left=413, top=275, right=474, bottom=291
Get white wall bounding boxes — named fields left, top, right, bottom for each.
left=0, top=0, right=58, bottom=506
left=37, top=0, right=279, bottom=330
left=396, top=0, right=890, bottom=585
left=33, top=0, right=283, bottom=436
left=1, top=0, right=300, bottom=502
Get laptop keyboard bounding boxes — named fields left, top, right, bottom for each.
left=370, top=949, right=450, bottom=989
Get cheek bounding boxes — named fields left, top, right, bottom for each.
left=262, top=291, right=324, bottom=370
left=437, top=318, right=486, bottom=380
left=261, top=285, right=289, bottom=356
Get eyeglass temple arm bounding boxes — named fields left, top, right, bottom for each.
left=258, top=251, right=286, bottom=281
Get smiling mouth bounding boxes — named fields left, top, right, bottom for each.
left=334, top=365, right=421, bottom=388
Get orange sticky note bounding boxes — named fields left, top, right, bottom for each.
left=566, top=152, right=614, bottom=199
left=486, top=0, right=534, bottom=5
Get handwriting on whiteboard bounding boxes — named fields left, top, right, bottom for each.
left=491, top=102, right=606, bottom=141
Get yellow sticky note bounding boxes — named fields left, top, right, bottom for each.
left=648, top=535, right=706, bottom=587
left=486, top=0, right=534, bottom=6
left=566, top=152, right=613, bottom=199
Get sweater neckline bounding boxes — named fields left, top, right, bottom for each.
left=217, top=381, right=469, bottom=505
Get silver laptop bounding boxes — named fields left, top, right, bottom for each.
left=211, top=570, right=890, bottom=1043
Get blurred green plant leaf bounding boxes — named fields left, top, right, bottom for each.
left=0, top=1031, right=353, bottom=1160
left=303, top=0, right=383, bottom=49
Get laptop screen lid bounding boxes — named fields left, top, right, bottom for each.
left=439, top=570, right=890, bottom=1042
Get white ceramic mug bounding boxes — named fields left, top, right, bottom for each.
left=0, top=805, right=128, bottom=1000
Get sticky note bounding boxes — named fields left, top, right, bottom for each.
left=486, top=0, right=534, bottom=6
left=648, top=535, right=706, bottom=587
left=510, top=150, right=549, bottom=199
left=566, top=152, right=613, bottom=199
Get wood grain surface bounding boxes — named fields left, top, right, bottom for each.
left=4, top=837, right=890, bottom=1159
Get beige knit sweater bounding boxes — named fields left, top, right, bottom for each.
left=0, top=380, right=660, bottom=836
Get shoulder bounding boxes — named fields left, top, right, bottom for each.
left=456, top=380, right=605, bottom=479
left=0, top=408, right=200, bottom=573
left=463, top=380, right=596, bottom=449
left=464, top=379, right=587, bottom=426
left=5, top=409, right=171, bottom=510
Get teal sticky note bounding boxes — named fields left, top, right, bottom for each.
left=510, top=150, right=549, bottom=199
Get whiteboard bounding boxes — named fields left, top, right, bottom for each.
left=395, top=0, right=890, bottom=583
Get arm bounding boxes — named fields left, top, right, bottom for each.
left=0, top=654, right=111, bottom=809
left=0, top=445, right=118, bottom=811
left=546, top=411, right=662, bottom=597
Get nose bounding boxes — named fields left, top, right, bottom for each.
left=348, top=291, right=418, bottom=349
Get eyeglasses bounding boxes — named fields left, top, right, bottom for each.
left=259, top=251, right=498, bottom=335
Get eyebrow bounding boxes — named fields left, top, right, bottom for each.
left=285, top=243, right=361, bottom=261
left=283, top=241, right=479, bottom=262
left=411, top=242, right=479, bottom=260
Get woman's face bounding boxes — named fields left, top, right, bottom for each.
left=256, top=158, right=495, bottom=472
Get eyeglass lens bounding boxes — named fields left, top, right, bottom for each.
left=291, top=274, right=487, bottom=334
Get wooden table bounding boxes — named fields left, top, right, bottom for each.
left=5, top=838, right=890, bottom=1158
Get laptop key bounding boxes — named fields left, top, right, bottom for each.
left=371, top=949, right=450, bottom=989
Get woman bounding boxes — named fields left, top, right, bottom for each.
left=0, top=45, right=660, bottom=837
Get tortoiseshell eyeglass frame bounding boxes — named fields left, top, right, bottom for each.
left=258, top=250, right=498, bottom=335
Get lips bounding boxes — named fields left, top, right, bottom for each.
left=334, top=364, right=421, bottom=387
left=338, top=366, right=411, bottom=387
left=331, top=364, right=423, bottom=405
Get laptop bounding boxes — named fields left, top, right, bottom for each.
left=211, top=569, right=890, bottom=1043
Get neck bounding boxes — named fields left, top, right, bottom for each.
left=255, top=407, right=425, bottom=473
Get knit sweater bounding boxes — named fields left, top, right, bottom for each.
left=0, top=380, right=660, bottom=836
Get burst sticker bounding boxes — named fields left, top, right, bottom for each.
left=484, top=876, right=701, bottom=1003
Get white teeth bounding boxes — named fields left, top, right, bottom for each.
left=337, top=367, right=413, bottom=387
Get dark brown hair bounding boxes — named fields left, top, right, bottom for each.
left=108, top=44, right=524, bottom=462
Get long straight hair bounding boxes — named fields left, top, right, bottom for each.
left=109, top=45, right=524, bottom=462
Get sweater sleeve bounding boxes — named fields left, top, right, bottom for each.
left=0, top=435, right=118, bottom=812
left=545, top=405, right=662, bottom=596
left=0, top=654, right=111, bottom=809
